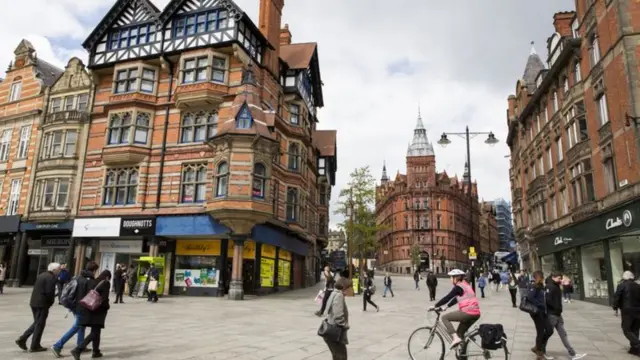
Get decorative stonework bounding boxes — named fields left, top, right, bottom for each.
left=51, top=58, right=91, bottom=93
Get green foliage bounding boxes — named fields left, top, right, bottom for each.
left=410, top=243, right=421, bottom=269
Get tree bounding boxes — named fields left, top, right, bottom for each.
left=410, top=243, right=421, bottom=271
left=334, top=166, right=381, bottom=278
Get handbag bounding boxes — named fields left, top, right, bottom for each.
left=519, top=294, right=539, bottom=315
left=148, top=280, right=159, bottom=292
left=315, top=290, right=325, bottom=304
left=79, top=280, right=106, bottom=311
left=317, top=319, right=343, bottom=342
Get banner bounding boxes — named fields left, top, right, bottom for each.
left=174, top=268, right=218, bottom=288
left=278, top=260, right=291, bottom=287
left=260, top=258, right=275, bottom=287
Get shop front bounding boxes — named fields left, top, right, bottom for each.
left=0, top=216, right=20, bottom=285
left=227, top=239, right=256, bottom=295
left=537, top=200, right=640, bottom=305
left=20, top=220, right=74, bottom=286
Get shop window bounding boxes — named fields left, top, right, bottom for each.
left=286, top=187, right=298, bottom=221
left=610, top=237, right=640, bottom=286
left=180, top=164, right=207, bottom=203
left=252, top=163, right=266, bottom=198
left=180, top=111, right=218, bottom=143
left=582, top=243, right=608, bottom=299
left=103, top=168, right=138, bottom=205
left=215, top=162, right=228, bottom=198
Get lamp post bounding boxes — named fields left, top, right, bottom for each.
left=437, top=126, right=499, bottom=292
left=347, top=191, right=355, bottom=281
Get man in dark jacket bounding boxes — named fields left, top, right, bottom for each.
left=382, top=272, right=394, bottom=297
left=426, top=271, right=438, bottom=301
left=57, top=263, right=70, bottom=303
left=546, top=272, right=586, bottom=359
left=614, top=270, right=640, bottom=355
left=16, top=262, right=61, bottom=352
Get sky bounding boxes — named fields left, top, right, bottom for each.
left=0, top=0, right=575, bottom=228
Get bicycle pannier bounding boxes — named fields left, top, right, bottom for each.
left=478, top=324, right=506, bottom=350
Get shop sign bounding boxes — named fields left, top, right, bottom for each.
left=41, top=238, right=71, bottom=248
left=605, top=210, right=633, bottom=231
left=279, top=249, right=292, bottom=261
left=120, top=217, right=155, bottom=237
left=262, top=244, right=276, bottom=259
left=21, top=221, right=74, bottom=232
left=554, top=237, right=572, bottom=246
left=28, top=249, right=48, bottom=256
left=228, top=240, right=256, bottom=259
left=176, top=240, right=221, bottom=256
left=73, top=218, right=121, bottom=238
left=98, top=240, right=143, bottom=254
left=260, top=258, right=275, bottom=287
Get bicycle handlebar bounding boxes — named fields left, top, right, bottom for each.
left=428, top=306, right=448, bottom=315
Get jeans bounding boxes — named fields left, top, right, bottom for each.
left=128, top=282, right=137, bottom=297
left=53, top=313, right=85, bottom=350
left=563, top=291, right=571, bottom=300
left=441, top=310, right=480, bottom=337
left=427, top=285, right=436, bottom=301
left=363, top=291, right=377, bottom=311
left=324, top=338, right=348, bottom=360
left=479, top=286, right=485, bottom=298
left=383, top=285, right=394, bottom=297
left=548, top=314, right=576, bottom=356
left=530, top=313, right=554, bottom=353
left=19, top=307, right=49, bottom=349
left=415, top=280, right=419, bottom=289
left=508, top=288, right=517, bottom=307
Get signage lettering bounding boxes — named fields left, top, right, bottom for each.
left=36, top=223, right=60, bottom=229
left=41, top=238, right=71, bottom=247
left=119, top=218, right=155, bottom=236
left=184, top=244, right=211, bottom=253
left=554, top=237, right=572, bottom=246
left=606, top=210, right=633, bottom=231
left=122, top=220, right=153, bottom=228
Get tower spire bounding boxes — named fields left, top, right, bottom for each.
left=381, top=160, right=389, bottom=183
left=407, top=108, right=434, bottom=157
left=530, top=41, right=536, bottom=55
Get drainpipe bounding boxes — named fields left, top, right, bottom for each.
left=156, top=56, right=174, bottom=209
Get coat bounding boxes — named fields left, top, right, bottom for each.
left=75, top=271, right=111, bottom=328
left=29, top=271, right=57, bottom=308
left=326, top=290, right=349, bottom=344
left=113, top=269, right=125, bottom=292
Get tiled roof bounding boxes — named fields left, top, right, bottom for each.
left=35, top=59, right=63, bottom=87
left=313, top=129, right=336, bottom=156
left=280, top=43, right=316, bottom=69
left=523, top=52, right=545, bottom=93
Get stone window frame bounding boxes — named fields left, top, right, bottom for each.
left=178, top=49, right=230, bottom=86
left=252, top=162, right=268, bottom=199
left=112, top=62, right=160, bottom=96
left=102, top=167, right=139, bottom=206
left=214, top=161, right=229, bottom=198
left=51, top=92, right=90, bottom=113
left=105, top=108, right=154, bottom=147
left=31, top=177, right=72, bottom=212
left=41, top=128, right=78, bottom=160
left=179, top=110, right=219, bottom=143
left=180, top=163, right=208, bottom=204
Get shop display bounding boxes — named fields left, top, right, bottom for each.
left=278, top=260, right=290, bottom=287
left=173, top=268, right=218, bottom=288
left=261, top=258, right=275, bottom=287
left=581, top=243, right=608, bottom=300
left=560, top=249, right=580, bottom=297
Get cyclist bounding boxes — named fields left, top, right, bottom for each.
left=428, top=269, right=481, bottom=348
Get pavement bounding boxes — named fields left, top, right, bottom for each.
left=0, top=276, right=636, bottom=360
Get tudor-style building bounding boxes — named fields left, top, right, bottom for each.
left=76, top=0, right=337, bottom=299
left=0, top=40, right=63, bottom=286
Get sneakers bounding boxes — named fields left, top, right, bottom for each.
left=51, top=347, right=63, bottom=358
left=571, top=354, right=586, bottom=360
left=542, top=354, right=554, bottom=360
left=450, top=334, right=462, bottom=348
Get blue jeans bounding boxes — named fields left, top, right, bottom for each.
left=383, top=285, right=394, bottom=297
left=53, top=313, right=85, bottom=350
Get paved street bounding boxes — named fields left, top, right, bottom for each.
left=0, top=275, right=636, bottom=360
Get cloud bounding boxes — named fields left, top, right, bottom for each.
left=0, top=0, right=575, bottom=231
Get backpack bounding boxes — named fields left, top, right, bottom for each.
left=59, top=277, right=79, bottom=309
left=478, top=324, right=506, bottom=350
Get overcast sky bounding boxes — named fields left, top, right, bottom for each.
left=0, top=0, right=574, bottom=228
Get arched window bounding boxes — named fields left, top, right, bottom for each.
left=574, top=61, right=581, bottom=83
left=252, top=163, right=266, bottom=198
left=181, top=111, right=218, bottom=143
left=181, top=164, right=207, bottom=203
left=288, top=143, right=299, bottom=171
left=286, top=187, right=298, bottom=221
left=215, top=162, right=229, bottom=197
left=103, top=168, right=138, bottom=205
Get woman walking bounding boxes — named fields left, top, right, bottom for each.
left=527, top=270, right=554, bottom=360
left=321, top=278, right=350, bottom=360
left=113, top=265, right=125, bottom=304
left=70, top=270, right=112, bottom=359
left=362, top=272, right=379, bottom=312
left=507, top=272, right=518, bottom=308
left=316, top=266, right=336, bottom=316
left=562, top=275, right=573, bottom=303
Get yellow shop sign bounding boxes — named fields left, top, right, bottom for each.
left=228, top=240, right=256, bottom=259
left=176, top=240, right=221, bottom=256
left=262, top=244, right=276, bottom=259
left=279, top=249, right=292, bottom=261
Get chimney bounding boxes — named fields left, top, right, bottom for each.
left=553, top=12, right=575, bottom=38
left=280, top=24, right=292, bottom=46
left=259, top=0, right=284, bottom=76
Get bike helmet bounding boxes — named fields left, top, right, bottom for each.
left=447, top=269, right=465, bottom=276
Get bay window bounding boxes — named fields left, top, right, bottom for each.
left=32, top=178, right=71, bottom=211
left=107, top=111, right=151, bottom=145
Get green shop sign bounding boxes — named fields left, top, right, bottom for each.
left=537, top=202, right=640, bottom=256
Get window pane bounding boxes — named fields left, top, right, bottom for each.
left=127, top=186, right=137, bottom=204
left=212, top=70, right=225, bottom=83
left=141, top=80, right=154, bottom=93
left=134, top=127, right=147, bottom=144
left=197, top=57, right=208, bottom=67
left=142, top=69, right=155, bottom=80
left=64, top=131, right=77, bottom=156
left=194, top=126, right=205, bottom=141
left=181, top=127, right=193, bottom=143
left=182, top=184, right=195, bottom=202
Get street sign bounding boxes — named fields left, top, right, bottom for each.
left=468, top=246, right=477, bottom=260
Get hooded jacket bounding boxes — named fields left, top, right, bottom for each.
left=545, top=277, right=563, bottom=316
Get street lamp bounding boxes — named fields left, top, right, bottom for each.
left=437, top=126, right=498, bottom=292
left=346, top=195, right=354, bottom=281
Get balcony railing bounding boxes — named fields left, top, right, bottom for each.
left=44, top=110, right=89, bottom=125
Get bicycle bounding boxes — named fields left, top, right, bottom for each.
left=408, top=307, right=509, bottom=360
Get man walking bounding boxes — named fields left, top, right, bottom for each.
left=0, top=262, right=6, bottom=295
left=382, top=272, right=394, bottom=297
left=16, top=262, right=60, bottom=353
left=546, top=271, right=587, bottom=360
left=614, top=270, right=640, bottom=355
left=426, top=270, right=438, bottom=301
left=413, top=270, right=420, bottom=290
left=57, top=263, right=70, bottom=303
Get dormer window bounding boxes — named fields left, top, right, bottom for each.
left=235, top=104, right=253, bottom=129
left=174, top=10, right=229, bottom=38
left=109, top=24, right=156, bottom=50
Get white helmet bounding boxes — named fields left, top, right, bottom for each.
left=447, top=269, right=465, bottom=276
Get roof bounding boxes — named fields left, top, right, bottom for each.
left=522, top=49, right=545, bottom=93
left=313, top=129, right=336, bottom=157
left=280, top=43, right=317, bottom=69
left=34, top=59, right=63, bottom=87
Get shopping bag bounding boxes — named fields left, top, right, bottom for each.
left=148, top=280, right=159, bottom=292
left=315, top=290, right=325, bottom=303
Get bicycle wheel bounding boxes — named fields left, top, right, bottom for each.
left=408, top=326, right=446, bottom=360
left=458, top=338, right=508, bottom=360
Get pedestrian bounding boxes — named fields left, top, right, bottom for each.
left=57, top=263, right=70, bottom=303
left=0, top=262, right=6, bottom=294
left=507, top=272, right=518, bottom=308
left=527, top=270, right=554, bottom=360
left=70, top=269, right=112, bottom=359
left=492, top=271, right=500, bottom=292
left=51, top=262, right=100, bottom=358
left=126, top=264, right=137, bottom=297
left=16, top=262, right=61, bottom=353
left=413, top=270, right=420, bottom=290
left=320, top=277, right=350, bottom=360
left=477, top=272, right=487, bottom=298
left=562, top=275, right=573, bottom=303
left=113, top=264, right=125, bottom=304
left=147, top=263, right=159, bottom=302
left=315, top=266, right=336, bottom=316
left=382, top=272, right=394, bottom=297
left=613, top=270, right=640, bottom=355
left=500, top=270, right=509, bottom=292
left=545, top=271, right=587, bottom=360
left=426, top=270, right=438, bottom=301
left=362, top=272, right=379, bottom=312
left=517, top=270, right=530, bottom=302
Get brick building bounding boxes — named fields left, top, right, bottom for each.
left=506, top=3, right=640, bottom=305
left=375, top=113, right=493, bottom=274
left=480, top=201, right=499, bottom=265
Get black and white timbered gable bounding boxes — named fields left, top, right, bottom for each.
left=83, top=0, right=161, bottom=67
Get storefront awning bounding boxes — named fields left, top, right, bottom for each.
left=156, top=215, right=230, bottom=237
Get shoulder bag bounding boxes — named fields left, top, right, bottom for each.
left=79, top=280, right=106, bottom=311
left=519, top=290, right=540, bottom=315
left=317, top=293, right=344, bottom=342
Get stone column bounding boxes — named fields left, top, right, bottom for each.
left=8, top=234, right=21, bottom=287
left=15, top=232, right=29, bottom=287
left=228, top=234, right=246, bottom=300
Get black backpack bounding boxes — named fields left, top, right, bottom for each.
left=478, top=324, right=506, bottom=350
left=59, top=277, right=78, bottom=309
